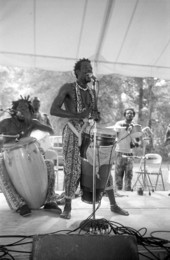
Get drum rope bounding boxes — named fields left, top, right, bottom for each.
left=97, top=143, right=116, bottom=192
left=0, top=134, right=19, bottom=138
left=86, top=144, right=116, bottom=177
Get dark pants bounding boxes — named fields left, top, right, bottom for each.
left=115, top=152, right=133, bottom=191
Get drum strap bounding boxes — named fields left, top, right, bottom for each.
left=67, top=120, right=88, bottom=146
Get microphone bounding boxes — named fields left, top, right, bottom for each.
left=86, top=73, right=98, bottom=82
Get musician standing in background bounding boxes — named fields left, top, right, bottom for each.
left=32, top=96, right=52, bottom=127
left=50, top=58, right=129, bottom=219
left=0, top=96, right=62, bottom=217
left=114, top=108, right=140, bottom=191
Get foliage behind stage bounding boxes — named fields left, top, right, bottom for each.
left=1, top=66, right=170, bottom=160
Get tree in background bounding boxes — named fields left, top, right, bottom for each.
left=1, top=65, right=170, bottom=160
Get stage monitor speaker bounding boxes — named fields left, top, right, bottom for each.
left=31, top=234, right=139, bottom=260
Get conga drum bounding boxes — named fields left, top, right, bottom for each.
left=2, top=137, right=48, bottom=209
left=80, top=125, right=116, bottom=204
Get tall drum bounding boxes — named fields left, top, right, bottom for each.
left=3, top=137, right=48, bottom=209
left=80, top=125, right=116, bottom=204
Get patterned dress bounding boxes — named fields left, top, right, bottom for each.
left=62, top=83, right=113, bottom=199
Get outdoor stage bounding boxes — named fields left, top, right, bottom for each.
left=0, top=190, right=170, bottom=259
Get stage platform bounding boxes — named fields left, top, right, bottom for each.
left=0, top=190, right=170, bottom=259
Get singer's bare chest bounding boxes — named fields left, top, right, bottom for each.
left=79, top=89, right=91, bottom=108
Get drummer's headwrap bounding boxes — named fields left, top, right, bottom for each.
left=11, top=96, right=34, bottom=116
left=10, top=96, right=35, bottom=127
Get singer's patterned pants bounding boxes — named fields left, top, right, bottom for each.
left=63, top=125, right=114, bottom=199
left=0, top=157, right=58, bottom=210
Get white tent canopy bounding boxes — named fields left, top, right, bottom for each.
left=0, top=0, right=170, bottom=79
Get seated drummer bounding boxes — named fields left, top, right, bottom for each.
left=114, top=108, right=140, bottom=191
left=0, top=96, right=62, bottom=217
left=50, top=58, right=129, bottom=219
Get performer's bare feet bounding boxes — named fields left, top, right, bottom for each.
left=60, top=199, right=71, bottom=219
left=44, top=202, right=62, bottom=214
left=111, top=204, right=129, bottom=216
left=16, top=204, right=31, bottom=217
left=60, top=210, right=71, bottom=219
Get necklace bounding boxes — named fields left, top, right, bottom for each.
left=76, top=82, right=89, bottom=91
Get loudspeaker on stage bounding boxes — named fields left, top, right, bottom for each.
left=31, top=234, right=139, bottom=260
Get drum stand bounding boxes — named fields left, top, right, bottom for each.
left=80, top=122, right=110, bottom=233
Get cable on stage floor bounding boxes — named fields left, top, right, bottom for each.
left=0, top=204, right=170, bottom=260
left=66, top=205, right=170, bottom=260
left=0, top=235, right=32, bottom=260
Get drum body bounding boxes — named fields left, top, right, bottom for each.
left=3, top=137, right=48, bottom=209
left=80, top=126, right=116, bottom=204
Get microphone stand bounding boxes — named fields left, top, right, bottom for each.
left=80, top=79, right=110, bottom=233
left=89, top=79, right=98, bottom=222
left=92, top=121, right=97, bottom=220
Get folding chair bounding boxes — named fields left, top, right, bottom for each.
left=132, top=153, right=165, bottom=192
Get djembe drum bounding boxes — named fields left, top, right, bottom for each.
left=2, top=137, right=48, bottom=209
left=80, top=125, right=116, bottom=204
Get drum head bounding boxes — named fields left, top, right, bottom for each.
left=3, top=137, right=36, bottom=150
left=84, top=124, right=116, bottom=138
left=130, top=132, right=142, bottom=138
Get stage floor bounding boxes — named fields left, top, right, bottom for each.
left=0, top=190, right=170, bottom=259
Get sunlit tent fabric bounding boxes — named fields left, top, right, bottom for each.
left=0, top=0, right=170, bottom=79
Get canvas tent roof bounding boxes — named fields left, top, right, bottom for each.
left=0, top=0, right=170, bottom=79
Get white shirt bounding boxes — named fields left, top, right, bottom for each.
left=114, top=119, right=135, bottom=154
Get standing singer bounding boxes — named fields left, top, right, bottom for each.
left=50, top=58, right=129, bottom=219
